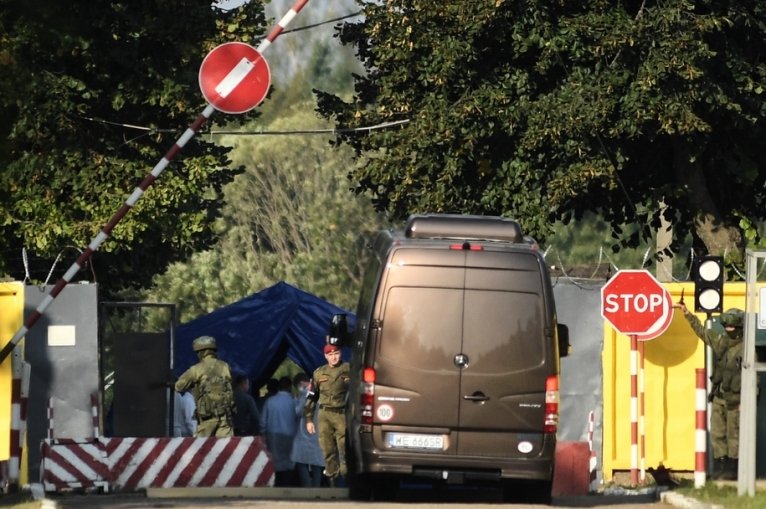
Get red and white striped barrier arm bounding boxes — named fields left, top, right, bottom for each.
left=257, top=0, right=309, bottom=53
left=0, top=0, right=312, bottom=366
left=695, top=368, right=707, bottom=488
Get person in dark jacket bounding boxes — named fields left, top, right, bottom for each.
left=233, top=374, right=260, bottom=436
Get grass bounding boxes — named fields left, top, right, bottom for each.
left=676, top=482, right=766, bottom=508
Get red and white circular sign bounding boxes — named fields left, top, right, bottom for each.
left=199, top=42, right=270, bottom=114
left=601, top=270, right=673, bottom=340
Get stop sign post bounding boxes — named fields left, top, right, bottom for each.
left=601, top=269, right=673, bottom=340
left=601, top=269, right=674, bottom=487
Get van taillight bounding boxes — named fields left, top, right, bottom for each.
left=361, top=367, right=376, bottom=425
left=544, top=375, right=559, bottom=434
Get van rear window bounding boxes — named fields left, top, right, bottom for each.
left=463, top=289, right=544, bottom=372
left=379, top=287, right=544, bottom=372
left=379, top=287, right=462, bottom=371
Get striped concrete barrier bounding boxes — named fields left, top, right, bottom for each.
left=41, top=439, right=110, bottom=493
left=40, top=436, right=273, bottom=493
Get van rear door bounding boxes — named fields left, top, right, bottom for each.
left=372, top=250, right=465, bottom=454
left=457, top=250, right=549, bottom=457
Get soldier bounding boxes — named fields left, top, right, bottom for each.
left=305, top=342, right=350, bottom=486
left=175, top=335, right=235, bottom=438
left=674, top=304, right=743, bottom=479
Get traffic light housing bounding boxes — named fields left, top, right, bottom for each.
left=693, top=255, right=724, bottom=314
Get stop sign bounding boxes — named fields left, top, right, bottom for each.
left=601, top=270, right=673, bottom=339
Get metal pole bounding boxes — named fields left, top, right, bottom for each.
left=630, top=334, right=638, bottom=486
left=738, top=250, right=758, bottom=496
left=638, top=339, right=646, bottom=483
left=694, top=368, right=707, bottom=488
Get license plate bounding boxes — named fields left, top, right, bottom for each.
left=388, top=433, right=444, bottom=450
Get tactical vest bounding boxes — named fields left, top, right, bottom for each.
left=195, top=360, right=235, bottom=419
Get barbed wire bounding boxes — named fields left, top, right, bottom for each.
left=7, top=239, right=766, bottom=289
left=543, top=244, right=762, bottom=290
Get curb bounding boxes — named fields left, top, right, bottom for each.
left=661, top=491, right=724, bottom=509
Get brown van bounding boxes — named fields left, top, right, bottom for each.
left=335, top=214, right=569, bottom=502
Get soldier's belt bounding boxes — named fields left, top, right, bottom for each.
left=320, top=405, right=345, bottom=413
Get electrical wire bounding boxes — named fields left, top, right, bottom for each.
left=76, top=115, right=410, bottom=136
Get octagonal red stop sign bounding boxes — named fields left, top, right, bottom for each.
left=601, top=269, right=673, bottom=340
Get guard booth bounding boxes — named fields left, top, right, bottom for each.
left=24, top=284, right=100, bottom=483
left=602, top=280, right=766, bottom=482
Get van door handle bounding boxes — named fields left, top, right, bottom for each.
left=463, top=392, right=489, bottom=402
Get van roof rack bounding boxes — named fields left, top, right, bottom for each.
left=405, top=214, right=523, bottom=243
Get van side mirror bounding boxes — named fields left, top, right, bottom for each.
left=328, top=313, right=351, bottom=346
left=557, top=323, right=571, bottom=357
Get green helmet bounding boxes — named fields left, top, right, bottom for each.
left=192, top=335, right=217, bottom=352
left=720, top=308, right=744, bottom=328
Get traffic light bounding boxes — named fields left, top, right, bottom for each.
left=693, top=255, right=724, bottom=314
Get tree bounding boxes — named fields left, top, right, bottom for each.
left=0, top=0, right=268, bottom=295
left=143, top=104, right=387, bottom=322
left=316, top=0, right=766, bottom=271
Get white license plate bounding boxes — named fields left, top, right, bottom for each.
left=388, top=433, right=444, bottom=450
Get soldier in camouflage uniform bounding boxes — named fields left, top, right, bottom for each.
left=175, top=335, right=235, bottom=438
left=675, top=304, right=743, bottom=479
left=305, top=342, right=350, bottom=485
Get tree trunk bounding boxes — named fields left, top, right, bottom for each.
left=672, top=139, right=744, bottom=263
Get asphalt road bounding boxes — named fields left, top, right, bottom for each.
left=45, top=487, right=677, bottom=509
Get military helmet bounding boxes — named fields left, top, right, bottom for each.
left=720, top=308, right=744, bottom=328
left=192, top=335, right=218, bottom=352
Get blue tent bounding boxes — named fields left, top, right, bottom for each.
left=174, top=282, right=355, bottom=385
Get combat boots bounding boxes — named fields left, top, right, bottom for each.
left=712, top=456, right=728, bottom=479
left=719, top=457, right=738, bottom=480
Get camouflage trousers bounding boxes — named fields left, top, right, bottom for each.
left=318, top=408, right=346, bottom=478
left=710, top=396, right=739, bottom=459
left=195, top=415, right=233, bottom=438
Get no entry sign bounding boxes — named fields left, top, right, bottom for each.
left=601, top=269, right=673, bottom=339
left=199, top=42, right=271, bottom=114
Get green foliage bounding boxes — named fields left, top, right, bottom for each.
left=144, top=105, right=388, bottom=322
left=317, top=0, right=766, bottom=263
left=0, top=0, right=267, bottom=295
